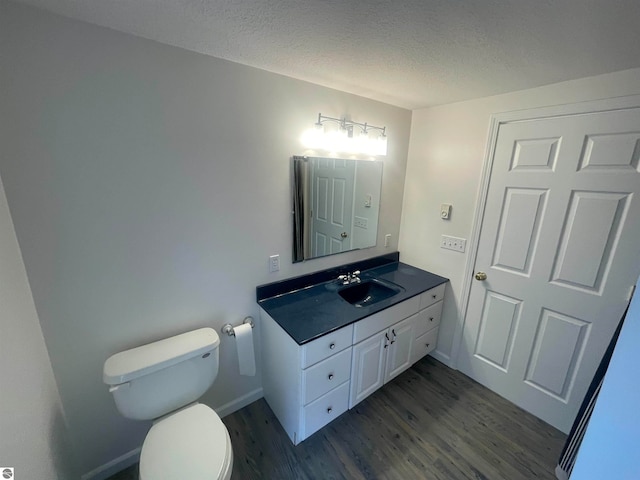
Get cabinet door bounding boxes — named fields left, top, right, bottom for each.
left=384, top=315, right=416, bottom=383
left=349, top=330, right=388, bottom=408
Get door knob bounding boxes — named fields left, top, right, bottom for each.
left=475, top=271, right=487, bottom=281
left=340, top=232, right=348, bottom=238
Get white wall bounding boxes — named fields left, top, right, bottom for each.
left=399, top=67, right=640, bottom=365
left=570, top=276, right=640, bottom=479
left=0, top=174, right=77, bottom=479
left=352, top=161, right=383, bottom=249
left=0, top=2, right=411, bottom=477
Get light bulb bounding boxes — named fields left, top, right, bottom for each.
left=354, top=130, right=368, bottom=155
left=376, top=134, right=388, bottom=156
left=300, top=123, right=325, bottom=149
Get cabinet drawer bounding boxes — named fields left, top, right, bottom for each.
left=411, top=327, right=439, bottom=364
left=413, top=300, right=443, bottom=339
left=353, top=295, right=420, bottom=344
left=302, top=348, right=352, bottom=405
left=301, top=324, right=353, bottom=368
left=302, top=381, right=349, bottom=440
left=419, top=283, right=446, bottom=310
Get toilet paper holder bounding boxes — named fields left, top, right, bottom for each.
left=221, top=316, right=254, bottom=337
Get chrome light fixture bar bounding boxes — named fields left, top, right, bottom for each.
left=301, top=113, right=388, bottom=156
left=314, top=113, right=386, bottom=138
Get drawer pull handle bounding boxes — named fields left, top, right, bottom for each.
left=327, top=407, right=333, bottom=414
left=328, top=373, right=334, bottom=380
left=329, top=342, right=336, bottom=350
left=429, top=317, right=434, bottom=322
left=432, top=294, right=437, bottom=299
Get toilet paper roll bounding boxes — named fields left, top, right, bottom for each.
left=233, top=322, right=256, bottom=376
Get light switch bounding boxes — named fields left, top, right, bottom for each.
left=354, top=216, right=368, bottom=229
left=441, top=235, right=466, bottom=252
left=440, top=204, right=452, bottom=219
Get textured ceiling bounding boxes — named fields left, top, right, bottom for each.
left=12, top=0, right=640, bottom=109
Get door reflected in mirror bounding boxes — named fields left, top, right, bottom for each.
left=293, top=156, right=383, bottom=263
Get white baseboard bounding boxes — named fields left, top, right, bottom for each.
left=80, top=388, right=263, bottom=480
left=81, top=447, right=140, bottom=480
left=430, top=349, right=453, bottom=368
left=215, top=387, right=263, bottom=418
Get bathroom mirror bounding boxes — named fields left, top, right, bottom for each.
left=292, top=156, right=383, bottom=263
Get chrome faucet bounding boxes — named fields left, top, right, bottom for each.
left=338, top=270, right=361, bottom=285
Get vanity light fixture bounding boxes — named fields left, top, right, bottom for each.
left=301, top=113, right=388, bottom=156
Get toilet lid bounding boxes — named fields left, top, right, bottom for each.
left=140, top=404, right=232, bottom=480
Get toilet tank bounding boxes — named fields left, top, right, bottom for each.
left=103, top=328, right=220, bottom=420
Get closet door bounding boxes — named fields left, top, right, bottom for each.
left=458, top=107, right=640, bottom=432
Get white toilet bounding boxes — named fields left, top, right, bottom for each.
left=103, top=327, right=233, bottom=480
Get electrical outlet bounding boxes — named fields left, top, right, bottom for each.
left=441, top=235, right=466, bottom=252
left=269, top=254, right=280, bottom=272
left=384, top=234, right=391, bottom=247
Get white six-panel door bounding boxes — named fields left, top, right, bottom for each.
left=310, top=158, right=355, bottom=257
left=457, top=107, right=640, bottom=432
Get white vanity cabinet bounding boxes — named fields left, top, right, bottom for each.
left=260, top=310, right=353, bottom=445
left=259, top=281, right=446, bottom=445
left=349, top=283, right=445, bottom=408
left=411, top=299, right=444, bottom=364
left=350, top=313, right=417, bottom=407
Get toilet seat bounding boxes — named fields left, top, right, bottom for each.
left=139, top=403, right=233, bottom=480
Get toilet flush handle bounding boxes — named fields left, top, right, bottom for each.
left=109, top=382, right=131, bottom=393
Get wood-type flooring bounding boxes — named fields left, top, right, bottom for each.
left=107, top=356, right=566, bottom=480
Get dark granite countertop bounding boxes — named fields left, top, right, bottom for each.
left=257, top=255, right=448, bottom=345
